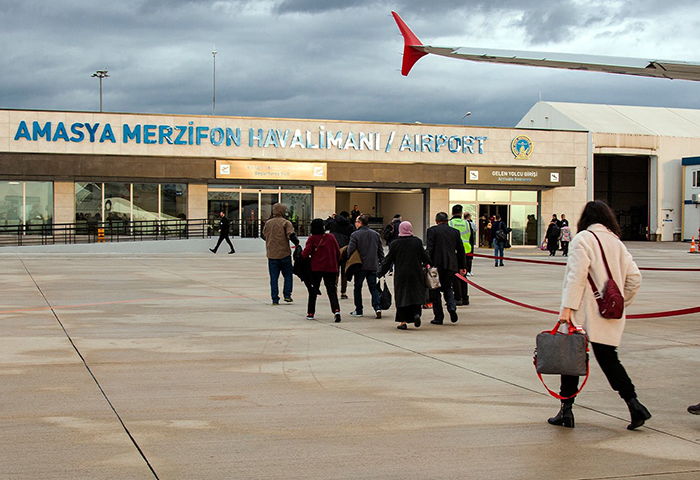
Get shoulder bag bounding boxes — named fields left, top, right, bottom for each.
left=534, top=320, right=590, bottom=400
left=424, top=266, right=441, bottom=289
left=588, top=231, right=625, bottom=319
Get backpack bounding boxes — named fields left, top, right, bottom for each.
left=383, top=222, right=395, bottom=243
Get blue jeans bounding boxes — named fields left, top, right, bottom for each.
left=268, top=256, right=293, bottom=302
left=494, top=240, right=504, bottom=266
left=353, top=270, right=381, bottom=314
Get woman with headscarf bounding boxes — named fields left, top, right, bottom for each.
left=301, top=218, right=341, bottom=322
left=378, top=221, right=431, bottom=330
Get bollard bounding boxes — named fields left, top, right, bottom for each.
left=97, top=227, right=105, bottom=243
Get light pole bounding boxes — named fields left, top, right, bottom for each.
left=91, top=69, right=109, bottom=113
left=461, top=111, right=471, bottom=125
left=212, top=47, right=217, bottom=115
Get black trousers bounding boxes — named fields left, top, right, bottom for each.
left=213, top=233, right=234, bottom=253
left=465, top=252, right=474, bottom=274
left=559, top=342, right=637, bottom=405
left=561, top=241, right=569, bottom=256
left=453, top=255, right=469, bottom=303
left=430, top=269, right=457, bottom=321
left=305, top=271, right=340, bottom=316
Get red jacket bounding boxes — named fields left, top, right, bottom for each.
left=302, top=233, right=340, bottom=272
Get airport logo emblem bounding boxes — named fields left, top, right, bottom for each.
left=550, top=172, right=560, bottom=183
left=219, top=164, right=231, bottom=175
left=469, top=170, right=479, bottom=181
left=313, top=166, right=325, bottom=177
left=511, top=135, right=533, bottom=160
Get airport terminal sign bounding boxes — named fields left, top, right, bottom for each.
left=466, top=166, right=575, bottom=186
left=12, top=119, right=488, bottom=156
left=216, top=160, right=327, bottom=181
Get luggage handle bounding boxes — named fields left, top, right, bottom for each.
left=535, top=321, right=590, bottom=400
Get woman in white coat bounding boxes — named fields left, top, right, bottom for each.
left=549, top=201, right=650, bottom=430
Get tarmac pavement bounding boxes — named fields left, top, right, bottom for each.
left=1, top=240, right=700, bottom=479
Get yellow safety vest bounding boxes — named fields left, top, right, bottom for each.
left=449, top=217, right=472, bottom=254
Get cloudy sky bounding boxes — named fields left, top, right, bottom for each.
left=2, top=0, right=700, bottom=127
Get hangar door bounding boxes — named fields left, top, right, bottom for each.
left=594, top=155, right=649, bottom=241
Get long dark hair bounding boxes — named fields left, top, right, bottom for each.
left=576, top=201, right=621, bottom=237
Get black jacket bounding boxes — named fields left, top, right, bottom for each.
left=426, top=223, right=466, bottom=272
left=325, top=215, right=355, bottom=248
left=378, top=236, right=431, bottom=307
left=218, top=216, right=230, bottom=236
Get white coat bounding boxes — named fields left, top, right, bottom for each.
left=560, top=224, right=642, bottom=347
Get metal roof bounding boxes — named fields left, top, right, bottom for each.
left=517, top=102, right=700, bottom=138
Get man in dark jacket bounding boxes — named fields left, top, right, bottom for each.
left=325, top=211, right=355, bottom=299
left=426, top=212, right=466, bottom=324
left=382, top=214, right=402, bottom=246
left=210, top=210, right=235, bottom=254
left=347, top=214, right=384, bottom=318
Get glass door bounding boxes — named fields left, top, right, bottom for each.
left=241, top=193, right=259, bottom=238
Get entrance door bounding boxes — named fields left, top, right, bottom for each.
left=478, top=204, right=508, bottom=247
left=241, top=193, right=259, bottom=238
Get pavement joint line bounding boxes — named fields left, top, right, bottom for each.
left=572, top=468, right=700, bottom=479
left=78, top=258, right=700, bottom=448
left=324, top=324, right=700, bottom=446
left=18, top=258, right=161, bottom=480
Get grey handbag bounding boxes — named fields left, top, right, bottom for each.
left=425, top=266, right=441, bottom=289
left=534, top=321, right=590, bottom=399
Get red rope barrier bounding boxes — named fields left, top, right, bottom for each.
left=455, top=273, right=700, bottom=319
left=469, top=252, right=700, bottom=272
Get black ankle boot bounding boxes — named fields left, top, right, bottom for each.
left=626, top=398, right=651, bottom=430
left=548, top=402, right=575, bottom=428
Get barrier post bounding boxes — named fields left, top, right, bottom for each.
left=97, top=227, right=105, bottom=243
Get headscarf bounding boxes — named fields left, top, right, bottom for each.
left=310, top=218, right=325, bottom=235
left=398, top=221, right=413, bottom=237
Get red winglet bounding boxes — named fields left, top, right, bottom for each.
left=391, top=11, right=428, bottom=76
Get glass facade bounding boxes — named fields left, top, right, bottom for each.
left=449, top=189, right=539, bottom=246
left=75, top=182, right=188, bottom=226
left=208, top=185, right=311, bottom=237
left=0, top=181, right=53, bottom=233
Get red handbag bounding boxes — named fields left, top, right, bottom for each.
left=587, top=231, right=624, bottom=319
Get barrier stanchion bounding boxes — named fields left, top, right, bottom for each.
left=97, top=227, right=105, bottom=243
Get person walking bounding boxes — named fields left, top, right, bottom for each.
left=465, top=212, right=477, bottom=276
left=548, top=200, right=649, bottom=430
left=492, top=214, right=507, bottom=267
left=324, top=211, right=355, bottom=300
left=347, top=214, right=384, bottom=318
left=209, top=210, right=235, bottom=254
left=448, top=204, right=471, bottom=306
left=262, top=203, right=300, bottom=305
left=302, top=218, right=342, bottom=322
left=378, top=221, right=431, bottom=330
left=560, top=222, right=572, bottom=256
left=426, top=212, right=466, bottom=325
left=546, top=217, right=561, bottom=256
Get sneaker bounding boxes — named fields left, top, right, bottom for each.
left=306, top=313, right=314, bottom=320
left=334, top=312, right=341, bottom=323
left=430, top=319, right=443, bottom=325
left=271, top=301, right=279, bottom=305
left=228, top=250, right=235, bottom=254
left=209, top=248, right=216, bottom=254
left=463, top=297, right=470, bottom=306
left=284, top=297, right=293, bottom=303
left=397, top=323, right=407, bottom=330
left=414, top=315, right=422, bottom=328
left=422, top=303, right=433, bottom=309
left=689, top=403, right=700, bottom=415
left=340, top=294, right=349, bottom=300
left=350, top=310, right=363, bottom=317
left=467, top=272, right=473, bottom=277
left=449, top=310, right=459, bottom=323
left=375, top=310, right=382, bottom=319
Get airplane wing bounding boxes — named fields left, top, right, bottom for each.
left=391, top=11, right=700, bottom=81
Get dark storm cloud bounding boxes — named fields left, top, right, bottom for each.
left=1, top=0, right=699, bottom=126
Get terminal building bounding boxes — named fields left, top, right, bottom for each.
left=2, top=102, right=698, bottom=244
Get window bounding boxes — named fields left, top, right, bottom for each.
left=0, top=181, right=53, bottom=231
